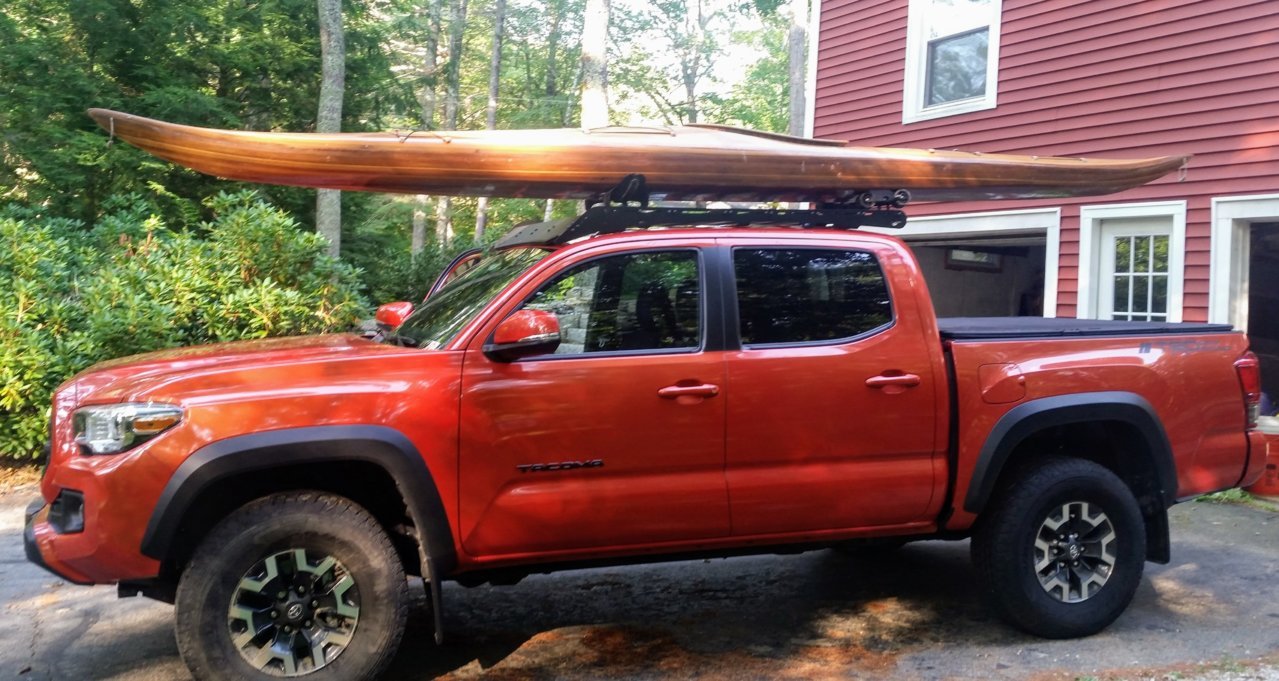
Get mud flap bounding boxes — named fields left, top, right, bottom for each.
left=1145, top=507, right=1170, bottom=564
left=421, top=546, right=445, bottom=644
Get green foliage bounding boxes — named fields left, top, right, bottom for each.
left=0, top=0, right=413, bottom=227
left=0, top=0, right=798, bottom=460
left=344, top=194, right=574, bottom=304
left=704, top=14, right=790, bottom=133
left=0, top=192, right=368, bottom=459
left=1196, top=487, right=1279, bottom=512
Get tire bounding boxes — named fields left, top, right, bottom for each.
left=175, top=492, right=409, bottom=681
left=971, top=458, right=1146, bottom=639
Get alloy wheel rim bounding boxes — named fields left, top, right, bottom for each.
left=1032, top=501, right=1117, bottom=603
left=227, top=548, right=361, bottom=676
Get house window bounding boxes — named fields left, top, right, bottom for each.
left=904, top=0, right=1002, bottom=123
left=1077, top=203, right=1186, bottom=323
left=1100, top=232, right=1170, bottom=321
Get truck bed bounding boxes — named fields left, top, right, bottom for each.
left=938, top=317, right=1234, bottom=341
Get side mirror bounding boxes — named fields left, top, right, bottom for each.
left=375, top=301, right=414, bottom=331
left=484, top=309, right=561, bottom=362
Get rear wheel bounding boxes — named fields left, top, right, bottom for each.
left=972, top=458, right=1146, bottom=638
left=175, top=492, right=408, bottom=681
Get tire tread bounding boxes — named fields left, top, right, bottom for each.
left=972, top=457, right=1145, bottom=638
left=175, top=491, right=408, bottom=681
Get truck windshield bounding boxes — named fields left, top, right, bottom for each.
left=390, top=248, right=549, bottom=349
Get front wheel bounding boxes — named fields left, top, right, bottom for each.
left=175, top=492, right=409, bottom=681
left=972, top=458, right=1146, bottom=638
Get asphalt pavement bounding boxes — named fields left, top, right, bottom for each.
left=4, top=485, right=1277, bottom=680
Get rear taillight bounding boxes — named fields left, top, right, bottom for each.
left=1235, top=351, right=1261, bottom=429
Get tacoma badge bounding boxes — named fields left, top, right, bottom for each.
left=516, top=459, right=604, bottom=473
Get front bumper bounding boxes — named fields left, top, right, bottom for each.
left=24, top=498, right=92, bottom=585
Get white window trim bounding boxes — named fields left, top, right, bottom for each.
left=804, top=0, right=823, bottom=138
left=902, top=0, right=1003, bottom=124
left=1208, top=194, right=1279, bottom=329
left=1078, top=202, right=1186, bottom=322
left=866, top=207, right=1060, bottom=317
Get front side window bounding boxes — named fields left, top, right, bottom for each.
left=904, top=0, right=1002, bottom=122
left=734, top=249, right=892, bottom=346
left=520, top=250, right=701, bottom=355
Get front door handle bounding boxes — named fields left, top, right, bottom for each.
left=658, top=383, right=721, bottom=399
left=865, top=373, right=921, bottom=389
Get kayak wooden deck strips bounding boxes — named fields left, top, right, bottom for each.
left=87, top=109, right=1188, bottom=203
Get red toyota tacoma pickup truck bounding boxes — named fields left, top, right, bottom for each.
left=25, top=209, right=1268, bottom=681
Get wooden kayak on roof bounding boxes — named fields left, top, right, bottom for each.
left=88, top=108, right=1187, bottom=203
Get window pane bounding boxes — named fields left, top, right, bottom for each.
left=1115, top=237, right=1131, bottom=273
left=1152, top=276, right=1168, bottom=314
left=1133, top=276, right=1150, bottom=314
left=926, top=0, right=995, bottom=39
left=1113, top=276, right=1130, bottom=313
left=1134, top=236, right=1150, bottom=272
left=524, top=251, right=700, bottom=354
left=734, top=249, right=892, bottom=345
left=1153, top=235, right=1169, bottom=273
left=926, top=28, right=988, bottom=106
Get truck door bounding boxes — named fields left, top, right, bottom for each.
left=458, top=246, right=730, bottom=557
left=724, top=243, right=943, bottom=536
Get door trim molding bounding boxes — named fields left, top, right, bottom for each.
left=1078, top=201, right=1186, bottom=322
left=1208, top=194, right=1279, bottom=328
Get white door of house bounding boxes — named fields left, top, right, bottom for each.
left=1096, top=218, right=1172, bottom=322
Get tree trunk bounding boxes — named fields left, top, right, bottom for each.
left=316, top=0, right=346, bottom=257
left=545, top=4, right=564, bottom=99
left=787, top=0, right=808, bottom=137
left=420, top=0, right=442, bottom=130
left=435, top=0, right=467, bottom=248
left=443, top=0, right=469, bottom=131
left=435, top=196, right=453, bottom=245
left=580, top=0, right=610, bottom=128
left=412, top=194, right=430, bottom=254
left=682, top=72, right=698, bottom=124
left=485, top=0, right=505, bottom=132
left=412, top=1, right=444, bottom=256
left=475, top=0, right=506, bottom=243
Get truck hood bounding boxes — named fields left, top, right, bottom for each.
left=65, top=334, right=411, bottom=405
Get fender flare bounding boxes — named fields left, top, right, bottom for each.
left=963, top=391, right=1177, bottom=514
left=140, top=425, right=457, bottom=576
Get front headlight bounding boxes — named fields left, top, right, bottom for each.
left=73, top=403, right=183, bottom=455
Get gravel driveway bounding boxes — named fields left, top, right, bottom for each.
left=4, top=485, right=1277, bottom=680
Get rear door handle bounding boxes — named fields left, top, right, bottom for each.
left=865, top=373, right=921, bottom=388
left=658, top=383, right=721, bottom=398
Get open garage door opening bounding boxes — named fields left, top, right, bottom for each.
left=906, top=236, right=1047, bottom=317
left=1248, top=222, right=1279, bottom=404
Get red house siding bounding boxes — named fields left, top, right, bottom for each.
left=813, top=0, right=1279, bottom=321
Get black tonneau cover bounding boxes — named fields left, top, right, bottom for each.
left=938, top=317, right=1234, bottom=341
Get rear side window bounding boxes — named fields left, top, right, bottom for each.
left=733, top=248, right=892, bottom=345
